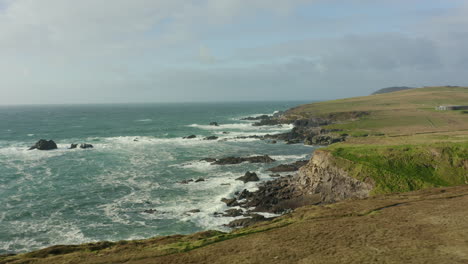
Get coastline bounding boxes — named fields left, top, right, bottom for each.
left=2, top=86, right=468, bottom=263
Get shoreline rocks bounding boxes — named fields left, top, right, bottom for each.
left=267, top=160, right=308, bottom=173
left=236, top=171, right=260, bottom=183
left=226, top=214, right=268, bottom=228
left=207, top=155, right=275, bottom=165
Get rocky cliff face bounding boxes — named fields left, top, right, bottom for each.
left=293, top=150, right=374, bottom=203
left=236, top=150, right=375, bottom=213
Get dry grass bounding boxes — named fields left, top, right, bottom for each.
left=4, top=186, right=468, bottom=264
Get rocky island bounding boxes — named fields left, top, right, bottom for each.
left=2, top=86, right=468, bottom=264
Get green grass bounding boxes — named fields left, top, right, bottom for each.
left=327, top=142, right=468, bottom=194
left=286, top=86, right=468, bottom=136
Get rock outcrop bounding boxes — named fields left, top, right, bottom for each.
left=267, top=160, right=308, bottom=172
left=236, top=171, right=260, bottom=183
left=28, top=139, right=58, bottom=150
left=232, top=150, right=374, bottom=213
left=69, top=143, right=78, bottom=149
left=208, top=155, right=275, bottom=165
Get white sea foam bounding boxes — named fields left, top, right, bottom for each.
left=148, top=171, right=274, bottom=231
left=1, top=212, right=92, bottom=254
left=98, top=136, right=220, bottom=147
left=189, top=122, right=292, bottom=131
left=271, top=154, right=310, bottom=161
left=0, top=144, right=70, bottom=160
left=177, top=160, right=214, bottom=171
left=233, top=110, right=280, bottom=121
left=188, top=123, right=254, bottom=130
left=135, top=119, right=152, bottom=122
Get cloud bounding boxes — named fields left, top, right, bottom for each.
left=0, top=0, right=467, bottom=104
left=198, top=44, right=217, bottom=64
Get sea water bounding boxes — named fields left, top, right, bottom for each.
left=0, top=101, right=316, bottom=254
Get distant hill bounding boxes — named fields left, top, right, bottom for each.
left=372, top=86, right=413, bottom=95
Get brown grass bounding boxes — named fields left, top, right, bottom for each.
left=3, top=186, right=468, bottom=264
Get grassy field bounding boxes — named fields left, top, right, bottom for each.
left=286, top=86, right=468, bottom=137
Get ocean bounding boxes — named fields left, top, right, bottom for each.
left=0, top=101, right=316, bottom=254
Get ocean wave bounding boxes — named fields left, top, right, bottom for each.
left=188, top=123, right=293, bottom=131
left=97, top=136, right=220, bottom=147
left=0, top=213, right=92, bottom=254
left=271, top=154, right=310, bottom=161
left=135, top=119, right=152, bottom=122
left=232, top=110, right=279, bottom=121
left=152, top=172, right=263, bottom=230
left=0, top=144, right=71, bottom=160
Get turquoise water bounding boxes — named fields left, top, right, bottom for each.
left=0, top=102, right=316, bottom=254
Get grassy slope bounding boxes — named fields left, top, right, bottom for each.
left=286, top=86, right=468, bottom=136
left=288, top=86, right=468, bottom=194
left=2, top=86, right=467, bottom=263
left=3, top=186, right=468, bottom=263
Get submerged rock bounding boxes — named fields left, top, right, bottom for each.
left=223, top=209, right=243, bottom=217
left=80, top=143, right=94, bottom=149
left=69, top=143, right=78, bottom=149
left=28, top=139, right=58, bottom=151
left=236, top=171, right=260, bottom=183
left=195, top=178, right=205, bottom=182
left=183, top=135, right=197, bottom=139
left=143, top=209, right=158, bottom=214
left=187, top=209, right=201, bottom=213
left=221, top=198, right=239, bottom=207
left=204, top=136, right=218, bottom=140
left=212, top=155, right=275, bottom=165
left=241, top=115, right=270, bottom=121
left=200, top=158, right=217, bottom=163
left=178, top=179, right=194, bottom=184
left=209, top=122, right=219, bottom=126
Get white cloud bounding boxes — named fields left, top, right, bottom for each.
left=0, top=0, right=467, bottom=104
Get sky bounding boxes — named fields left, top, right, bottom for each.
left=1, top=0, right=468, bottom=105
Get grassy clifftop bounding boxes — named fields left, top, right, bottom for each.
left=287, top=86, right=468, bottom=195
left=286, top=86, right=468, bottom=137
left=328, top=142, right=468, bottom=194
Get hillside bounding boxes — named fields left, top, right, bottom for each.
left=371, top=86, right=413, bottom=95
left=285, top=86, right=468, bottom=137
